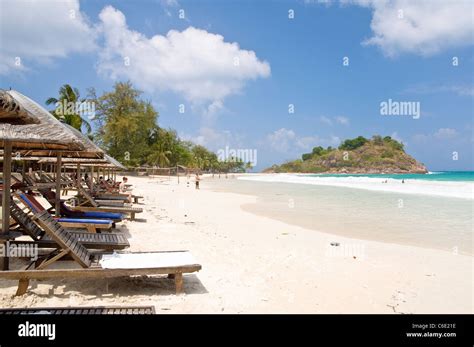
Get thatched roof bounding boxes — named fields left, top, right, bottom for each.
left=0, top=90, right=103, bottom=158
left=0, top=90, right=36, bottom=124
left=35, top=153, right=125, bottom=170
left=36, top=157, right=108, bottom=164
left=0, top=90, right=84, bottom=151
left=63, top=123, right=105, bottom=156
left=104, top=154, right=126, bottom=170
left=0, top=124, right=72, bottom=150
left=63, top=124, right=126, bottom=169
left=0, top=155, right=41, bottom=161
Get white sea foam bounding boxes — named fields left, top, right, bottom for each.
left=238, top=174, right=474, bottom=200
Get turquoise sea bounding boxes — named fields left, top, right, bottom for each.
left=303, top=171, right=474, bottom=182
left=205, top=174, right=474, bottom=256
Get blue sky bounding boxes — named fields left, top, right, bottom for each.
left=1, top=0, right=473, bottom=171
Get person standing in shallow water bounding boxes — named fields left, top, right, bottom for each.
left=195, top=173, right=200, bottom=190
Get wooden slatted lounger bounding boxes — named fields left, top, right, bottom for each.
left=52, top=218, right=112, bottom=234
left=94, top=199, right=125, bottom=207
left=22, top=174, right=56, bottom=189
left=0, top=306, right=155, bottom=314
left=0, top=210, right=201, bottom=296
left=9, top=199, right=129, bottom=250
left=97, top=193, right=144, bottom=204
left=74, top=185, right=143, bottom=220
left=16, top=193, right=113, bottom=233
left=36, top=188, right=125, bottom=223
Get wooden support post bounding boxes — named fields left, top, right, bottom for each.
left=36, top=249, right=69, bottom=270
left=76, top=163, right=80, bottom=187
left=55, top=153, right=62, bottom=217
left=90, top=166, right=94, bottom=187
left=86, top=225, right=97, bottom=233
left=16, top=278, right=29, bottom=296
left=175, top=273, right=183, bottom=294
left=1, top=140, right=12, bottom=270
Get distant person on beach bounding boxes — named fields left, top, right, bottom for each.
left=402, top=179, right=405, bottom=184
left=195, top=173, right=200, bottom=190
left=119, top=176, right=132, bottom=203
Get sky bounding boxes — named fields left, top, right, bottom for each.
left=0, top=0, right=473, bottom=171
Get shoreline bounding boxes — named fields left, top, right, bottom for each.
left=0, top=175, right=471, bottom=313
left=236, top=173, right=474, bottom=200
left=205, top=175, right=473, bottom=256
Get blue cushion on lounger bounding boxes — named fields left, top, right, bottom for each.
left=57, top=218, right=111, bottom=225
left=79, top=211, right=124, bottom=220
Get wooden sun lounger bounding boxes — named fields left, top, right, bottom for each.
left=35, top=188, right=125, bottom=223
left=16, top=193, right=113, bottom=233
left=70, top=205, right=142, bottom=221
left=9, top=199, right=129, bottom=250
left=56, top=219, right=112, bottom=233
left=97, top=194, right=143, bottom=204
left=0, top=210, right=201, bottom=296
left=94, top=199, right=125, bottom=207
left=0, top=306, right=155, bottom=314
left=40, top=172, right=55, bottom=183
left=22, top=174, right=56, bottom=189
left=75, top=185, right=143, bottom=220
left=10, top=232, right=129, bottom=251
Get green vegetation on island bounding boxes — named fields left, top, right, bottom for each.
left=266, top=135, right=427, bottom=174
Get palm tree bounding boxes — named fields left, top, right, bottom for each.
left=245, top=161, right=253, bottom=172
left=148, top=143, right=171, bottom=168
left=46, top=84, right=92, bottom=134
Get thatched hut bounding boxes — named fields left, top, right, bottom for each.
left=0, top=90, right=90, bottom=270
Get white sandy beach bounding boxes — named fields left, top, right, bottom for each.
left=0, top=175, right=472, bottom=313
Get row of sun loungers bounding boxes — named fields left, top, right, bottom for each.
left=1, top=173, right=201, bottom=297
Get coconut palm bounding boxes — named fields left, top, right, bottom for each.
left=245, top=161, right=253, bottom=172
left=46, top=84, right=92, bottom=134
left=148, top=143, right=172, bottom=168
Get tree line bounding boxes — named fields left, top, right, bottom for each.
left=47, top=82, right=249, bottom=172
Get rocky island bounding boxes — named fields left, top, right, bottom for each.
left=265, top=135, right=428, bottom=174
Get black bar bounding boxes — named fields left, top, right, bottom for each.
left=0, top=314, right=471, bottom=346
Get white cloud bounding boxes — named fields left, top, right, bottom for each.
left=329, top=135, right=341, bottom=146
left=319, top=115, right=349, bottom=126
left=266, top=128, right=340, bottom=153
left=342, top=0, right=474, bottom=56
left=390, top=131, right=407, bottom=147
left=412, top=133, right=430, bottom=143
left=434, top=128, right=458, bottom=140
left=404, top=84, right=474, bottom=97
left=161, top=0, right=179, bottom=7
left=97, top=6, right=270, bottom=106
left=295, top=136, right=319, bottom=150
left=202, top=100, right=225, bottom=124
left=0, top=0, right=96, bottom=74
left=413, top=128, right=459, bottom=143
left=319, top=116, right=333, bottom=125
left=335, top=116, right=349, bottom=125
left=181, top=127, right=245, bottom=150
left=160, top=0, right=180, bottom=17
left=266, top=128, right=296, bottom=153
